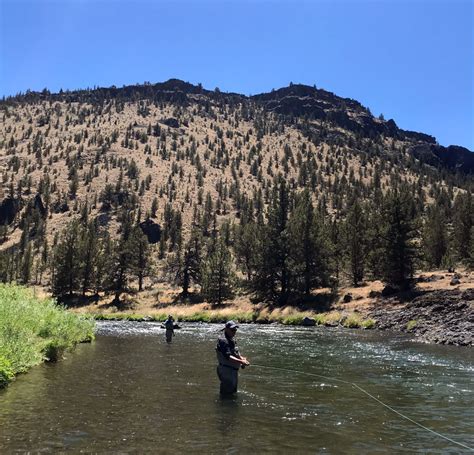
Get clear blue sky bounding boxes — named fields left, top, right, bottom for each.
left=1, top=0, right=473, bottom=149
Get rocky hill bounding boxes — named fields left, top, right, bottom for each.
left=1, top=79, right=472, bottom=233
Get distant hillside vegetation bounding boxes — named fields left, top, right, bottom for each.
left=0, top=79, right=472, bottom=305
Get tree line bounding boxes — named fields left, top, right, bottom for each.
left=1, top=178, right=472, bottom=306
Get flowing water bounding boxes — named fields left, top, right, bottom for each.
left=0, top=322, right=473, bottom=454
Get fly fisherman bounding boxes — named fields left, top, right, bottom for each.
left=163, top=315, right=175, bottom=343
left=216, top=320, right=250, bottom=395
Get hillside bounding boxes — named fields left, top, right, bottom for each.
left=0, top=79, right=472, bottom=309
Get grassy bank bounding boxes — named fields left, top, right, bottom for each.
left=91, top=309, right=375, bottom=329
left=0, top=284, right=95, bottom=388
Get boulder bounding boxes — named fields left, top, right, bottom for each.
left=450, top=278, right=461, bottom=286
left=161, top=117, right=180, bottom=128
left=139, top=218, right=161, bottom=244
left=0, top=197, right=20, bottom=225
left=343, top=293, right=353, bottom=303
left=301, top=316, right=316, bottom=326
left=381, top=285, right=398, bottom=297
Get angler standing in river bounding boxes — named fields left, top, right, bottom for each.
left=163, top=315, right=176, bottom=343
left=216, top=320, right=250, bottom=395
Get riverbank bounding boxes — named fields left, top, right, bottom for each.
left=0, top=284, right=95, bottom=388
left=90, top=307, right=376, bottom=329
left=369, top=288, right=474, bottom=346
left=53, top=269, right=474, bottom=346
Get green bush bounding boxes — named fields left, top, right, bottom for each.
left=0, top=356, right=14, bottom=388
left=0, top=284, right=95, bottom=387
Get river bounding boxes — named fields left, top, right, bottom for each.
left=0, top=322, right=472, bottom=453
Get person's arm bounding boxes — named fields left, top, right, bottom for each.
left=228, top=354, right=249, bottom=366
left=218, top=339, right=249, bottom=367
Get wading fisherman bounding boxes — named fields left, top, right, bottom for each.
left=163, top=315, right=176, bottom=343
left=216, top=320, right=250, bottom=395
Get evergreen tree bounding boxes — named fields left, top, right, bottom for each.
left=365, top=202, right=385, bottom=280
left=288, top=189, right=331, bottom=295
left=381, top=190, right=419, bottom=289
left=130, top=226, right=151, bottom=291
left=343, top=199, right=367, bottom=285
left=79, top=221, right=99, bottom=295
left=452, top=192, right=472, bottom=264
left=201, top=237, right=235, bottom=305
left=94, top=232, right=113, bottom=294
left=166, top=227, right=202, bottom=296
left=234, top=222, right=257, bottom=282
left=109, top=210, right=134, bottom=305
left=422, top=204, right=448, bottom=269
left=251, top=178, right=291, bottom=304
left=52, top=221, right=81, bottom=296
left=20, top=243, right=33, bottom=284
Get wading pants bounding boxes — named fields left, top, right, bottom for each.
left=217, top=364, right=239, bottom=395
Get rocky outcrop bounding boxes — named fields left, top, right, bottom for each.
left=369, top=289, right=474, bottom=346
left=0, top=197, right=20, bottom=225
left=409, top=143, right=474, bottom=173
left=161, top=117, right=180, bottom=128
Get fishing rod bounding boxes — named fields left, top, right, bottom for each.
left=250, top=364, right=473, bottom=452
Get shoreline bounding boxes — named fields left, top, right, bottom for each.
left=83, top=285, right=473, bottom=347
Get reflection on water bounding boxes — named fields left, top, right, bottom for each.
left=0, top=322, right=472, bottom=453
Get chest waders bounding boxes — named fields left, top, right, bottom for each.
left=216, top=350, right=239, bottom=395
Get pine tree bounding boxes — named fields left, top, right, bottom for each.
left=251, top=178, right=291, bottom=304
left=52, top=221, right=81, bottom=296
left=130, top=226, right=151, bottom=291
left=166, top=227, right=202, bottom=296
left=234, top=222, right=257, bottom=282
left=20, top=243, right=33, bottom=284
left=201, top=237, right=234, bottom=305
left=94, top=232, right=113, bottom=294
left=422, top=204, right=448, bottom=269
left=381, top=190, right=419, bottom=289
left=343, top=199, right=367, bottom=285
left=288, top=190, right=322, bottom=295
left=452, top=192, right=472, bottom=265
left=79, top=221, right=99, bottom=295
left=109, top=210, right=134, bottom=305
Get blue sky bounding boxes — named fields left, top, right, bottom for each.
left=1, top=0, right=472, bottom=149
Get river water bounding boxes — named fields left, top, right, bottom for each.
left=0, top=322, right=472, bottom=453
